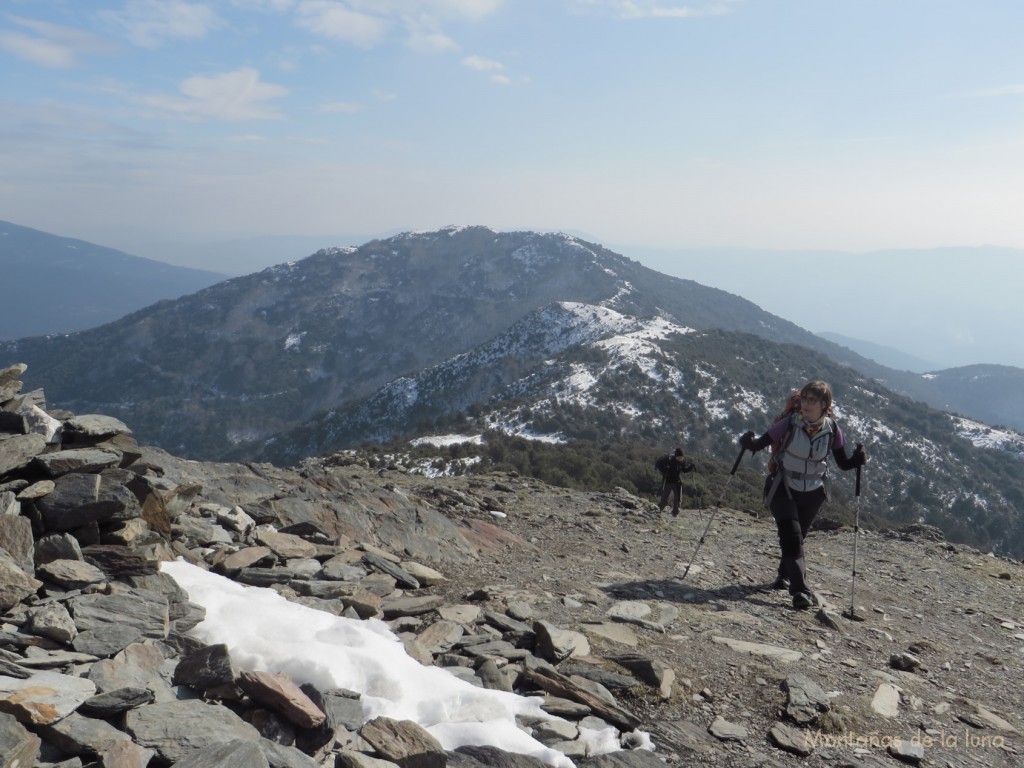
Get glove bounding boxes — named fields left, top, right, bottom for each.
left=739, top=431, right=757, bottom=451
left=851, top=445, right=868, bottom=466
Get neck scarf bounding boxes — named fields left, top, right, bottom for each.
left=801, top=416, right=826, bottom=438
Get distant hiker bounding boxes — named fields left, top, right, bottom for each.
left=655, top=448, right=696, bottom=516
left=739, top=380, right=867, bottom=610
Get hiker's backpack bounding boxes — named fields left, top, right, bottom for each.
left=654, top=454, right=671, bottom=478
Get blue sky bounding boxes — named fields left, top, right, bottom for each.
left=4, top=0, right=1024, bottom=255
left=3, top=1, right=1024, bottom=369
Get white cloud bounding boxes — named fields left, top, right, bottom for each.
left=290, top=1, right=501, bottom=50
left=144, top=66, right=289, bottom=121
left=571, top=0, right=736, bottom=19
left=403, top=14, right=458, bottom=52
left=230, top=0, right=297, bottom=10
left=295, top=1, right=391, bottom=47
left=423, top=0, right=505, bottom=20
left=99, top=0, right=223, bottom=48
left=462, top=54, right=504, bottom=71
left=0, top=15, right=113, bottom=69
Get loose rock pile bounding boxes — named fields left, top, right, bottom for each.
left=0, top=363, right=668, bottom=767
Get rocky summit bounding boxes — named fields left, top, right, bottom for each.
left=1, top=360, right=1022, bottom=768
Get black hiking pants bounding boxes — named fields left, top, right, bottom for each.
left=769, top=486, right=826, bottom=596
left=660, top=482, right=682, bottom=512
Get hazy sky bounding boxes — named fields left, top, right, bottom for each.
left=4, top=0, right=1024, bottom=258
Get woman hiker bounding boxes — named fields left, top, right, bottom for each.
left=739, top=380, right=867, bottom=609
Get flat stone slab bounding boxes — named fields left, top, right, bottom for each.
left=0, top=669, right=97, bottom=725
left=583, top=622, right=639, bottom=647
left=712, top=636, right=803, bottom=663
left=871, top=683, right=901, bottom=717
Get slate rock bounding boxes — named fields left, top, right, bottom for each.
left=871, top=683, right=901, bottom=717
left=381, top=595, right=444, bottom=619
left=37, top=558, right=107, bottom=589
left=708, top=716, right=747, bottom=741
left=69, top=590, right=169, bottom=639
left=0, top=548, right=41, bottom=612
left=19, top=404, right=62, bottom=443
left=96, top=740, right=156, bottom=768
left=0, top=669, right=97, bottom=725
left=0, top=711, right=40, bottom=768
left=72, top=623, right=145, bottom=658
left=256, top=529, right=319, bottom=559
left=77, top=686, right=155, bottom=717
left=363, top=552, right=420, bottom=589
left=171, top=738, right=271, bottom=768
left=237, top=670, right=327, bottom=729
left=335, top=753, right=402, bottom=768
left=33, top=448, right=123, bottom=478
left=34, top=532, right=84, bottom=565
left=533, top=620, right=591, bottom=663
left=172, top=643, right=239, bottom=695
left=63, top=414, right=132, bottom=440
left=256, top=737, right=319, bottom=768
left=888, top=736, right=926, bottom=764
left=318, top=688, right=366, bottom=731
left=124, top=698, right=262, bottom=763
left=0, top=489, right=17, bottom=516
left=783, top=673, right=831, bottom=725
left=25, top=602, right=79, bottom=644
left=576, top=750, right=668, bottom=766
left=0, top=514, right=33, bottom=574
left=35, top=711, right=133, bottom=756
left=35, top=473, right=142, bottom=531
left=87, top=642, right=176, bottom=701
left=359, top=717, right=446, bottom=768
left=453, top=744, right=547, bottom=767
left=82, top=544, right=160, bottom=577
left=769, top=722, right=814, bottom=756
left=0, top=433, right=47, bottom=477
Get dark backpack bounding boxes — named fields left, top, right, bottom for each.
left=654, top=455, right=672, bottom=478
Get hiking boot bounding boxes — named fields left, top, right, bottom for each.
left=671, top=508, right=680, bottom=517
left=772, top=575, right=790, bottom=590
left=792, top=592, right=816, bottom=610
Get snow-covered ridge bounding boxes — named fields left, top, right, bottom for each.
left=953, top=416, right=1024, bottom=454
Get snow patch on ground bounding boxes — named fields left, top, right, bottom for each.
left=410, top=434, right=484, bottom=447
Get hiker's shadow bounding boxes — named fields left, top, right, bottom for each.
left=600, top=578, right=779, bottom=610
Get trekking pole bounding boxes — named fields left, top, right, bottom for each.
left=692, top=473, right=703, bottom=522
left=680, top=445, right=745, bottom=582
left=842, top=446, right=866, bottom=622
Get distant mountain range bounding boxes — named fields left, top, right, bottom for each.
left=0, top=220, right=226, bottom=340
left=816, top=331, right=939, bottom=373
left=2, top=224, right=1023, bottom=558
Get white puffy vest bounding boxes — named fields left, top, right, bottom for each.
left=779, top=416, right=836, bottom=493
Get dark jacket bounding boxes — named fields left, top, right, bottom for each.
left=655, top=454, right=696, bottom=484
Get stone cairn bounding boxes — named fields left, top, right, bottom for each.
left=0, top=364, right=663, bottom=768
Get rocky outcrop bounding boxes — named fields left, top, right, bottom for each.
left=0, top=365, right=663, bottom=766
